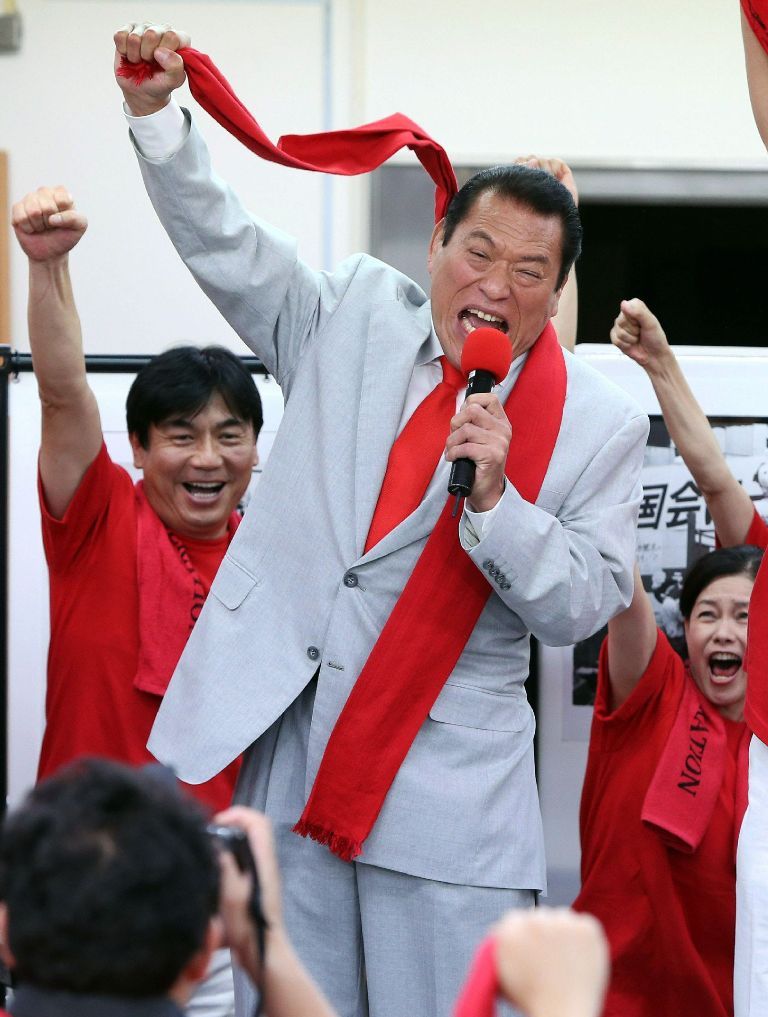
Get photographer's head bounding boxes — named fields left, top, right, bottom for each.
left=0, top=758, right=220, bottom=1001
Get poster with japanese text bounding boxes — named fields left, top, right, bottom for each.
left=571, top=416, right=768, bottom=709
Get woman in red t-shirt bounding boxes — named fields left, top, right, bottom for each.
left=574, top=545, right=762, bottom=1017
left=609, top=295, right=768, bottom=1016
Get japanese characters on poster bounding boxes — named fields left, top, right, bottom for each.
left=571, top=417, right=768, bottom=711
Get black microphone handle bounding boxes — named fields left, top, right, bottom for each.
left=447, top=369, right=497, bottom=498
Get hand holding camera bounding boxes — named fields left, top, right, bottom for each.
left=210, top=807, right=281, bottom=985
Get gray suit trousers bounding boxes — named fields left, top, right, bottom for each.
left=235, top=681, right=531, bottom=1017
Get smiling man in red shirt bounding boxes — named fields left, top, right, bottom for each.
left=12, top=184, right=262, bottom=807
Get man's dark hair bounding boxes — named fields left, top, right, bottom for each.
left=679, top=545, right=764, bottom=620
left=441, top=165, right=582, bottom=289
left=126, top=345, right=264, bottom=449
left=0, top=759, right=219, bottom=998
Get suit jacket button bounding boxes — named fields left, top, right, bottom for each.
left=307, top=646, right=320, bottom=661
left=482, top=559, right=494, bottom=571
left=343, top=572, right=359, bottom=588
left=502, top=582, right=511, bottom=591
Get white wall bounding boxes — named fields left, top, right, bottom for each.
left=2, top=1, right=766, bottom=359
left=361, top=0, right=766, bottom=167
left=0, top=0, right=364, bottom=356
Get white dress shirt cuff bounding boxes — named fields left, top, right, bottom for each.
left=123, top=98, right=188, bottom=160
left=460, top=481, right=507, bottom=550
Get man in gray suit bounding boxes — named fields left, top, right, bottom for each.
left=115, top=24, right=648, bottom=1017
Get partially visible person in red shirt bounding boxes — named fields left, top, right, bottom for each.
left=11, top=185, right=263, bottom=1017
left=11, top=185, right=262, bottom=812
left=11, top=185, right=262, bottom=809
left=608, top=295, right=768, bottom=1016
left=574, top=545, right=761, bottom=1017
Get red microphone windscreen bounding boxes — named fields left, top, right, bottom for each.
left=460, top=327, right=513, bottom=382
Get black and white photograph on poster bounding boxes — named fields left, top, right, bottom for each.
left=571, top=414, right=768, bottom=711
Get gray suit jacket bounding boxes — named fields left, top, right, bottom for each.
left=139, top=117, right=649, bottom=890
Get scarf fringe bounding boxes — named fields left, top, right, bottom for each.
left=292, top=819, right=361, bottom=862
left=117, top=57, right=162, bottom=86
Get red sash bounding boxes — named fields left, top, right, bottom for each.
left=294, top=325, right=567, bottom=860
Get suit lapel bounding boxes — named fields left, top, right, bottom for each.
left=354, top=297, right=434, bottom=556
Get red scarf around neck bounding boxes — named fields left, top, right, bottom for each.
left=119, top=47, right=565, bottom=859
left=294, top=325, right=567, bottom=860
left=641, top=660, right=749, bottom=860
left=133, top=484, right=240, bottom=696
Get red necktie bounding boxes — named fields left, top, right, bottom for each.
left=365, top=357, right=465, bottom=553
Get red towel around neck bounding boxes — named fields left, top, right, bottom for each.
left=117, top=49, right=458, bottom=222
left=641, top=665, right=751, bottom=859
left=133, top=483, right=240, bottom=696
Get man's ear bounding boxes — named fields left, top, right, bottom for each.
left=168, top=918, right=222, bottom=1006
left=427, top=218, right=446, bottom=276
left=128, top=432, right=146, bottom=471
left=0, top=903, right=16, bottom=970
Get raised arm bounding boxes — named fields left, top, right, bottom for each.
left=11, top=188, right=102, bottom=519
left=742, top=7, right=768, bottom=151
left=604, top=563, right=659, bottom=711
left=611, top=297, right=755, bottom=546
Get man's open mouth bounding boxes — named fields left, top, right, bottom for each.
left=708, top=652, right=742, bottom=681
left=459, top=308, right=509, bottom=335
left=183, top=482, right=225, bottom=501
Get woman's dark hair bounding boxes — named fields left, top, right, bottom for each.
left=441, top=164, right=582, bottom=289
left=126, top=345, right=263, bottom=449
left=679, top=545, right=764, bottom=620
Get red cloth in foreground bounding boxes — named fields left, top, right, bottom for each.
left=743, top=0, right=768, bottom=53
left=118, top=49, right=458, bottom=222
left=452, top=936, right=499, bottom=1017
left=38, top=443, right=240, bottom=811
left=574, top=631, right=746, bottom=1017
left=737, top=508, right=768, bottom=743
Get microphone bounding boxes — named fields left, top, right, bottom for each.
left=448, top=327, right=513, bottom=515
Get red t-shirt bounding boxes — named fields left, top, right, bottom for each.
left=574, top=631, right=744, bottom=1017
left=38, top=443, right=240, bottom=812
left=738, top=509, right=768, bottom=744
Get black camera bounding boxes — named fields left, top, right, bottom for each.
left=207, top=824, right=268, bottom=959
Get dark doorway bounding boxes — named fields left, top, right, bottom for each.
left=577, top=202, right=768, bottom=347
